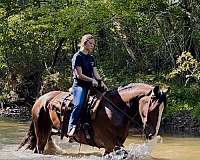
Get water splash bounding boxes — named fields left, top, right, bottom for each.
left=0, top=136, right=162, bottom=160
left=104, top=135, right=163, bottom=160
left=44, top=136, right=162, bottom=160
left=43, top=136, right=162, bottom=160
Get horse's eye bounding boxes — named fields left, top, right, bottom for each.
left=143, top=100, right=148, bottom=104
left=151, top=96, right=157, bottom=100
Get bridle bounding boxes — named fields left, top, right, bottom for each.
left=93, top=88, right=163, bottom=124
left=94, top=88, right=134, bottom=121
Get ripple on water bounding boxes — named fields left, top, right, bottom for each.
left=0, top=140, right=157, bottom=160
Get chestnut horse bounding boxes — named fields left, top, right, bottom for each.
left=18, top=83, right=166, bottom=155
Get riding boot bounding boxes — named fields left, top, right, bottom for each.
left=67, top=126, right=76, bottom=137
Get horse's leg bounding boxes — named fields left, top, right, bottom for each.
left=33, top=108, right=52, bottom=154
left=34, top=122, right=52, bottom=153
left=33, top=119, right=40, bottom=153
left=114, top=136, right=126, bottom=150
left=32, top=101, right=41, bottom=153
left=103, top=139, right=115, bottom=155
left=30, top=91, right=62, bottom=153
left=37, top=128, right=52, bottom=154
left=105, top=144, right=127, bottom=157
left=100, top=132, right=127, bottom=155
left=104, top=148, right=113, bottom=155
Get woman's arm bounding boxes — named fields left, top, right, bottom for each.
left=93, top=67, right=102, bottom=80
left=75, top=66, right=98, bottom=86
left=93, top=67, right=108, bottom=90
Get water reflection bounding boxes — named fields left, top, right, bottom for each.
left=0, top=119, right=200, bottom=160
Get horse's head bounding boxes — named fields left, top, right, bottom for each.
left=118, top=83, right=167, bottom=140
left=138, top=86, right=167, bottom=139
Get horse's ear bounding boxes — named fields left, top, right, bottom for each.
left=153, top=85, right=160, bottom=96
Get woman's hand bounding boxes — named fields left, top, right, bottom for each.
left=92, top=78, right=98, bottom=87
left=100, top=81, right=108, bottom=91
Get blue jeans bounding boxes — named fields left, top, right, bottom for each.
left=68, top=85, right=88, bottom=132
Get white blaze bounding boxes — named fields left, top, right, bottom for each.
left=154, top=102, right=164, bottom=136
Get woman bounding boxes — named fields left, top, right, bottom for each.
left=67, top=34, right=107, bottom=137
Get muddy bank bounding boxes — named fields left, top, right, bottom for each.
left=161, top=111, right=200, bottom=136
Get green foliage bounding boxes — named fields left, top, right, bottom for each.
left=166, top=84, right=200, bottom=115
left=165, top=51, right=200, bottom=118
left=193, top=102, right=200, bottom=120
left=0, top=0, right=200, bottom=120
left=168, top=52, right=200, bottom=85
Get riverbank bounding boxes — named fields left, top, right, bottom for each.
left=161, top=111, right=200, bottom=136
left=0, top=103, right=31, bottom=121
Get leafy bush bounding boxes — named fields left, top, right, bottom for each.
left=166, top=84, right=200, bottom=115
left=168, top=52, right=200, bottom=86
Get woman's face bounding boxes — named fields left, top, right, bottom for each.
left=84, top=38, right=95, bottom=53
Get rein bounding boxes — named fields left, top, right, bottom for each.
left=93, top=88, right=137, bottom=122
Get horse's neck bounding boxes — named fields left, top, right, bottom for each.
left=118, top=86, right=152, bottom=102
left=105, top=90, right=127, bottom=107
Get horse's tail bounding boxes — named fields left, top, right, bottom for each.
left=17, top=120, right=36, bottom=151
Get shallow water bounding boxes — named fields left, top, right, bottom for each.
left=0, top=119, right=200, bottom=160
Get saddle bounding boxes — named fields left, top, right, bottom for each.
left=47, top=89, right=106, bottom=146
left=47, top=91, right=73, bottom=112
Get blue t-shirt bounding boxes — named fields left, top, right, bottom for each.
left=72, top=51, right=96, bottom=88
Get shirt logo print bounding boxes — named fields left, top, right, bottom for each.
left=90, top=62, right=94, bottom=67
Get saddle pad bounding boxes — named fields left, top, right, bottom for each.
left=48, top=92, right=72, bottom=111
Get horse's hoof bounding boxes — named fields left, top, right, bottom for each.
left=34, top=148, right=38, bottom=153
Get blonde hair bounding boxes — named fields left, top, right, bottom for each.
left=79, top=34, right=95, bottom=48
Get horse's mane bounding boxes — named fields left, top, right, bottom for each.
left=117, top=83, right=167, bottom=108
left=103, top=83, right=153, bottom=100
left=117, top=83, right=153, bottom=92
